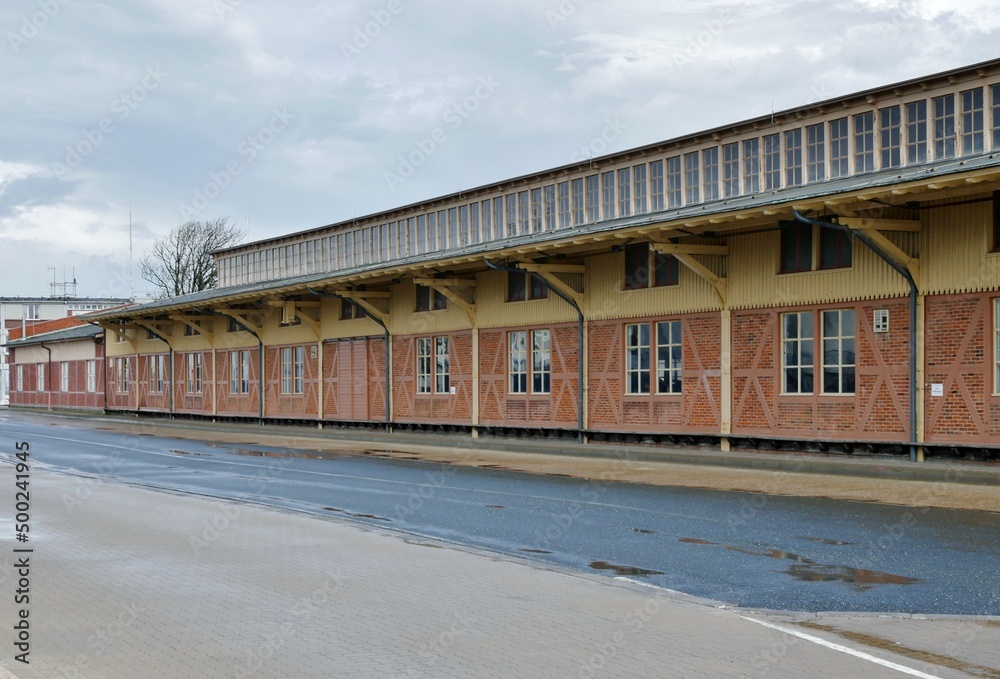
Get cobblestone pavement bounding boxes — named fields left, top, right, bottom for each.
left=0, top=467, right=996, bottom=678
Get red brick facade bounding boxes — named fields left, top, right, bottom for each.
left=394, top=331, right=473, bottom=426
left=8, top=350, right=105, bottom=411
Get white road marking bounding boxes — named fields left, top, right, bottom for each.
left=737, top=615, right=943, bottom=679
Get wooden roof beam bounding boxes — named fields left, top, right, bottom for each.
left=838, top=217, right=921, bottom=232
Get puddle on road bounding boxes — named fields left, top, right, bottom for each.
left=485, top=505, right=506, bottom=509
left=678, top=538, right=922, bottom=590
left=227, top=448, right=344, bottom=460
left=588, top=560, right=664, bottom=577
left=520, top=548, right=553, bottom=554
left=321, top=507, right=392, bottom=522
left=632, top=528, right=656, bottom=534
left=170, top=450, right=212, bottom=457
left=796, top=622, right=1000, bottom=678
left=800, top=536, right=856, bottom=546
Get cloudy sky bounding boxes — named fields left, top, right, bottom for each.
left=1, top=0, right=998, bottom=298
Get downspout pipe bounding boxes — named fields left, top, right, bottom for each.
left=484, top=258, right=585, bottom=444
left=196, top=307, right=265, bottom=425
left=143, top=326, right=175, bottom=419
left=39, top=342, right=52, bottom=411
left=792, top=210, right=919, bottom=462
left=308, top=287, right=392, bottom=432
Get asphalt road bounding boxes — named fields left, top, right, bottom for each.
left=1, top=409, right=998, bottom=615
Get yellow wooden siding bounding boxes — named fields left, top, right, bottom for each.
left=920, top=199, right=1000, bottom=295
left=585, top=252, right=722, bottom=321
left=388, top=280, right=473, bottom=336
left=728, top=229, right=915, bottom=310
left=476, top=270, right=579, bottom=330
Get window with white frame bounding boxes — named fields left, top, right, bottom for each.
left=572, top=179, right=585, bottom=225
left=493, top=197, right=505, bottom=238
left=830, top=117, right=849, bottom=178
left=906, top=100, right=928, bottom=164
left=821, top=309, right=856, bottom=395
left=763, top=133, right=780, bottom=190
left=280, top=347, right=304, bottom=395
left=508, top=193, right=520, bottom=236
left=993, top=298, right=999, bottom=394
left=666, top=156, right=682, bottom=207
left=784, top=129, right=803, bottom=187
left=517, top=192, right=529, bottom=234
left=586, top=175, right=600, bottom=222
left=683, top=152, right=700, bottom=204
left=782, top=312, right=814, bottom=394
left=115, top=358, right=129, bottom=393
left=532, top=329, right=551, bottom=394
left=656, top=321, right=683, bottom=394
left=650, top=160, right=664, bottom=211
left=541, top=189, right=554, bottom=232
left=185, top=353, right=202, bottom=394
left=933, top=94, right=956, bottom=159
left=149, top=355, right=164, bottom=393
left=557, top=182, right=571, bottom=228
left=23, top=304, right=40, bottom=320
left=36, top=363, right=44, bottom=392
left=961, top=87, right=984, bottom=155
left=879, top=105, right=902, bottom=169
left=530, top=188, right=543, bottom=232
left=703, top=147, right=720, bottom=201
left=806, top=123, right=825, bottom=182
left=434, top=337, right=450, bottom=394
left=230, top=350, right=250, bottom=394
left=743, top=138, right=760, bottom=194
left=509, top=331, right=527, bottom=394
left=16, top=365, right=23, bottom=392
left=86, top=359, right=96, bottom=393
left=633, top=164, right=648, bottom=214
left=618, top=168, right=631, bottom=217
left=602, top=171, right=615, bottom=219
left=854, top=111, right=875, bottom=173
left=722, top=143, right=740, bottom=197
left=416, top=338, right=431, bottom=395
left=60, top=362, right=69, bottom=392
left=625, top=323, right=650, bottom=395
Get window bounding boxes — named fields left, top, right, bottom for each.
left=722, top=143, right=740, bottom=197
left=653, top=251, right=679, bottom=287
left=16, top=365, right=23, bottom=392
left=341, top=299, right=365, bottom=320
left=819, top=228, right=853, bottom=269
left=780, top=222, right=813, bottom=273
left=146, top=328, right=157, bottom=340
left=763, top=133, right=781, bottom=190
left=880, top=106, right=902, bottom=169
left=618, top=167, right=632, bottom=217
left=784, top=129, right=803, bottom=187
left=906, top=100, right=928, bottom=164
left=530, top=189, right=543, bottom=233
left=86, top=360, right=96, bottom=393
left=230, top=350, right=250, bottom=395
left=992, top=84, right=1000, bottom=150
left=805, top=123, right=825, bottom=182
left=228, top=318, right=242, bottom=333
left=186, top=354, right=202, bottom=394
left=703, top=147, right=720, bottom=200
left=542, top=187, right=555, bottom=232
left=822, top=309, right=856, bottom=394
left=509, top=331, right=527, bottom=394
left=572, top=179, right=585, bottom=225
left=933, top=94, right=956, bottom=159
left=480, top=201, right=492, bottom=242
left=415, top=285, right=447, bottom=312
left=994, top=298, right=1000, bottom=394
left=280, top=347, right=304, bottom=395
left=664, top=156, right=682, bottom=207
left=23, top=304, right=40, bottom=321
left=684, top=152, right=700, bottom=204
left=830, top=117, right=849, bottom=178
left=532, top=330, right=551, bottom=394
left=602, top=171, right=615, bottom=219
left=149, top=355, right=164, bottom=393
left=625, top=324, right=650, bottom=395
left=60, top=362, right=69, bottom=392
left=854, top=112, right=874, bottom=173
left=281, top=348, right=291, bottom=394
left=961, top=87, right=984, bottom=155
left=633, top=164, right=648, bottom=214
left=656, top=321, right=682, bottom=394
left=650, top=160, right=665, bottom=211
left=557, top=183, right=570, bottom=228
left=184, top=321, right=201, bottom=337
left=115, top=358, right=129, bottom=393
left=623, top=242, right=650, bottom=290
left=507, top=271, right=547, bottom=301
left=494, top=197, right=505, bottom=238
left=518, top=191, right=529, bottom=235
left=434, top=337, right=450, bottom=394
left=36, top=363, right=44, bottom=392
left=469, top=206, right=481, bottom=245
left=782, top=312, right=814, bottom=394
left=586, top=175, right=600, bottom=222
left=417, top=338, right=431, bottom=394
left=994, top=191, right=1000, bottom=252
left=743, top=139, right=760, bottom=194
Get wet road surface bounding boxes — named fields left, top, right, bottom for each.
left=1, top=410, right=998, bottom=615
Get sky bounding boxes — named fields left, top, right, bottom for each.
left=1, top=0, right=999, bottom=299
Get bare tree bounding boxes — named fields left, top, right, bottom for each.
left=140, top=218, right=245, bottom=298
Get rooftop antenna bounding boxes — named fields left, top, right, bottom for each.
left=129, top=198, right=135, bottom=302
left=771, top=98, right=775, bottom=124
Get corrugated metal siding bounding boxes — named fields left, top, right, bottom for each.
left=921, top=199, right=1000, bottom=295
left=476, top=270, right=578, bottom=330
left=585, top=252, right=722, bottom=321
left=388, top=280, right=473, bottom=336
left=729, top=229, right=913, bottom=310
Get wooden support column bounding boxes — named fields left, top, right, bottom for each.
left=915, top=295, right=926, bottom=462
left=720, top=308, right=732, bottom=452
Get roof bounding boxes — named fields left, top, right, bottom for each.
left=0, top=296, right=130, bottom=303
left=88, top=150, right=1000, bottom=322
left=4, top=323, right=103, bottom=349
left=213, top=56, right=1000, bottom=256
